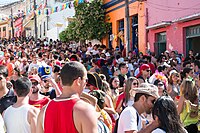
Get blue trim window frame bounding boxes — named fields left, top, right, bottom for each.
left=118, top=19, right=124, bottom=51
left=131, top=15, right=138, bottom=51
left=108, top=23, right=113, bottom=49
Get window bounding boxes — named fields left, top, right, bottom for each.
left=118, top=19, right=124, bottom=51
left=131, top=15, right=138, bottom=51
left=3, top=27, right=6, bottom=37
left=44, top=22, right=46, bottom=36
left=157, top=32, right=166, bottom=42
left=40, top=24, right=42, bottom=38
left=108, top=23, right=112, bottom=48
left=155, top=32, right=166, bottom=56
left=186, top=25, right=200, bottom=38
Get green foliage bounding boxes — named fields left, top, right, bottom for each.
left=59, top=0, right=110, bottom=42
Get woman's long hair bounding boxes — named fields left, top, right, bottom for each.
left=109, top=76, right=118, bottom=90
left=181, top=79, right=197, bottom=104
left=152, top=96, right=186, bottom=133
left=124, top=77, right=139, bottom=104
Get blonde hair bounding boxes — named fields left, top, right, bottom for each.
left=181, top=79, right=197, bottom=103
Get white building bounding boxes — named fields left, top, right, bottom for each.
left=23, top=0, right=75, bottom=40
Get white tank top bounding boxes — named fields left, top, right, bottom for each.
left=3, top=104, right=31, bottom=133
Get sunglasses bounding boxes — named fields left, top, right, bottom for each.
left=146, top=69, right=151, bottom=72
left=157, top=83, right=164, bottom=87
left=132, top=82, right=139, bottom=86
left=0, top=77, right=3, bottom=80
left=173, top=74, right=179, bottom=77
left=43, top=80, right=48, bottom=83
left=32, top=82, right=39, bottom=86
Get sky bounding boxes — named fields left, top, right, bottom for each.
left=0, top=0, right=21, bottom=6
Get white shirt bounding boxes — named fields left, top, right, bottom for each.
left=91, top=50, right=99, bottom=55
left=117, top=106, right=142, bottom=133
left=152, top=128, right=188, bottom=133
left=134, top=68, right=139, bottom=76
left=128, top=63, right=134, bottom=71
left=28, top=62, right=39, bottom=72
left=152, top=128, right=166, bottom=133
left=3, top=105, right=31, bottom=133
left=0, top=115, right=5, bottom=133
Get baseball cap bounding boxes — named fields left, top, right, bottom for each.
left=134, top=83, right=159, bottom=98
left=29, top=75, right=41, bottom=83
left=139, top=64, right=150, bottom=72
left=38, top=65, right=52, bottom=80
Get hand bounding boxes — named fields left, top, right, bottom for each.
left=44, top=77, right=56, bottom=85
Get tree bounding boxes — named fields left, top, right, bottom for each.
left=59, top=0, right=110, bottom=42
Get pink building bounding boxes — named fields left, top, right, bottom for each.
left=146, top=0, right=200, bottom=56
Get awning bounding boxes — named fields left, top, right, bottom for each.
left=23, top=19, right=34, bottom=29
left=146, top=21, right=171, bottom=30
left=173, top=12, right=200, bottom=23
left=146, top=12, right=200, bottom=30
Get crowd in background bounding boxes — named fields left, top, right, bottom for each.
left=0, top=36, right=200, bottom=133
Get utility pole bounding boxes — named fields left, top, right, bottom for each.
left=125, top=0, right=130, bottom=57
left=10, top=8, right=14, bottom=38
left=34, top=0, right=38, bottom=40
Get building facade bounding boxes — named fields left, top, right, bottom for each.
left=102, top=0, right=146, bottom=53
left=146, top=0, right=200, bottom=56
left=0, top=0, right=25, bottom=39
left=0, top=20, right=12, bottom=39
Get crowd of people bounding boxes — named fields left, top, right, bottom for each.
left=0, top=37, right=200, bottom=133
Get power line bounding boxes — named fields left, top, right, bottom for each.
left=146, top=3, right=200, bottom=12
left=147, top=1, right=200, bottom=12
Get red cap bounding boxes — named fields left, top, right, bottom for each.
left=29, top=75, right=41, bottom=82
left=136, top=64, right=150, bottom=78
left=139, top=64, right=150, bottom=72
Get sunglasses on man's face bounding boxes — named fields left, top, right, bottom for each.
left=32, top=82, right=39, bottom=86
left=146, top=69, right=151, bottom=72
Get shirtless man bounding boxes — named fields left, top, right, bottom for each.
left=37, top=61, right=98, bottom=133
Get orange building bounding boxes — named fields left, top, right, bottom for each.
left=102, top=0, right=147, bottom=54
